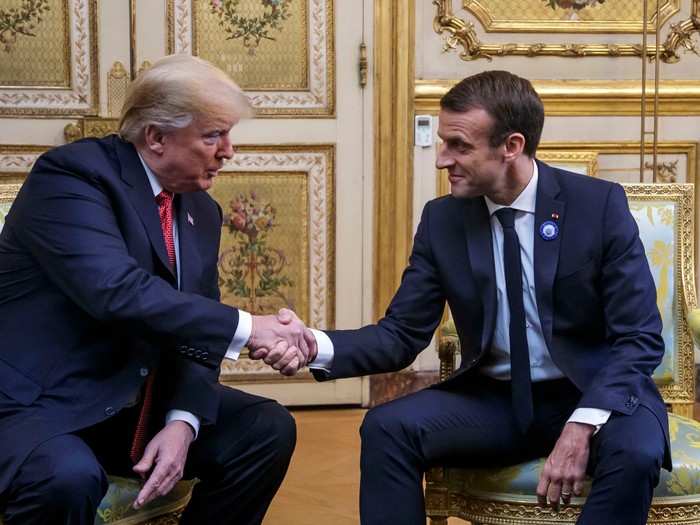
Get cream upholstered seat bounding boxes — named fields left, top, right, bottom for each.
left=425, top=183, right=700, bottom=524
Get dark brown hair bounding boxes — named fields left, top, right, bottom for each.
left=440, top=70, right=544, bottom=157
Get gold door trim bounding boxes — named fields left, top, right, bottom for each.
left=373, top=0, right=415, bottom=320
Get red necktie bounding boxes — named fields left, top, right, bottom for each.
left=129, top=190, right=175, bottom=463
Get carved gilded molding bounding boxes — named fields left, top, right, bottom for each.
left=373, top=0, right=415, bottom=320
left=0, top=0, right=98, bottom=116
left=433, top=0, right=700, bottom=62
left=415, top=79, right=700, bottom=116
left=462, top=0, right=681, bottom=34
left=167, top=0, right=335, bottom=117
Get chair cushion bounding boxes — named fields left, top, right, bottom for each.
left=452, top=413, right=700, bottom=500
left=95, top=477, right=193, bottom=524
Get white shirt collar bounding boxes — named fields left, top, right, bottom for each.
left=136, top=151, right=164, bottom=198
left=484, top=159, right=538, bottom=216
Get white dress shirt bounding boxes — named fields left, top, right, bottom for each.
left=312, top=160, right=609, bottom=430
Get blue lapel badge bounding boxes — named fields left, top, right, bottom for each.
left=539, top=220, right=558, bottom=241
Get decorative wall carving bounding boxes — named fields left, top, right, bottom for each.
left=0, top=0, right=98, bottom=116
left=167, top=0, right=335, bottom=116
left=433, top=0, right=700, bottom=62
left=462, top=0, right=680, bottom=33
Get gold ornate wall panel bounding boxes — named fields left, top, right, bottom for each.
left=463, top=0, right=680, bottom=33
left=167, top=0, right=335, bottom=117
left=433, top=0, right=700, bottom=61
left=215, top=145, right=335, bottom=382
left=0, top=0, right=98, bottom=116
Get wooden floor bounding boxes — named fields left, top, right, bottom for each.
left=264, top=408, right=469, bottom=525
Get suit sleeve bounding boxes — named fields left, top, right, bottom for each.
left=576, top=183, right=665, bottom=413
left=13, top=153, right=237, bottom=370
left=314, top=201, right=446, bottom=381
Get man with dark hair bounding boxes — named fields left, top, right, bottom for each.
left=278, top=70, right=669, bottom=524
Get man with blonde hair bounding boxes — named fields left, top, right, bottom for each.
left=0, top=54, right=314, bottom=525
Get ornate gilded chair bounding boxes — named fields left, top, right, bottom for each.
left=0, top=182, right=194, bottom=525
left=425, top=183, right=700, bottom=524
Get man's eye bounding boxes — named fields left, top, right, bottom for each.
left=203, top=133, right=221, bottom=144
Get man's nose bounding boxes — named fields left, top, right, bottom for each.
left=218, top=134, right=235, bottom=159
left=435, top=143, right=453, bottom=169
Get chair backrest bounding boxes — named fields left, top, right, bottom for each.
left=624, top=183, right=696, bottom=415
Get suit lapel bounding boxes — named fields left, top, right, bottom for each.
left=176, top=193, right=202, bottom=292
left=533, top=160, right=565, bottom=347
left=115, top=139, right=176, bottom=281
left=465, top=198, right=497, bottom=353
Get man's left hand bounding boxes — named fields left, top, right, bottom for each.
left=536, top=421, right=594, bottom=511
left=132, top=420, right=195, bottom=509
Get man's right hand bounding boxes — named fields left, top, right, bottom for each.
left=248, top=309, right=316, bottom=375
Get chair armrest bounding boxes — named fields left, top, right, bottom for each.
left=438, top=318, right=459, bottom=381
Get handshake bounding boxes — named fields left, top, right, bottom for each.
left=247, top=309, right=317, bottom=376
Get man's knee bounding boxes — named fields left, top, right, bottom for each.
left=360, top=404, right=412, bottom=447
left=251, top=402, right=297, bottom=463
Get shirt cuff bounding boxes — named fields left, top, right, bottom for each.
left=165, top=410, right=200, bottom=440
left=567, top=408, right=611, bottom=435
left=309, top=329, right=334, bottom=371
left=225, top=310, right=252, bottom=361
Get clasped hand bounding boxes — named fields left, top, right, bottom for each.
left=248, top=308, right=317, bottom=376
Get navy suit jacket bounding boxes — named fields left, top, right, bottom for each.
left=315, top=161, right=670, bottom=469
left=0, top=135, right=239, bottom=494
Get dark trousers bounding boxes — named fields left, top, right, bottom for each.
left=360, top=376, right=665, bottom=525
left=2, top=386, right=296, bottom=525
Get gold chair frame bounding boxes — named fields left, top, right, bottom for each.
left=425, top=183, right=699, bottom=524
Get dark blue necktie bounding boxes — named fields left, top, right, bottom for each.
left=495, top=207, right=534, bottom=433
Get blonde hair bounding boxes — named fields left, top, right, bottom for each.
left=118, top=54, right=252, bottom=144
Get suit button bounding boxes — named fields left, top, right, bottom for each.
left=139, top=367, right=149, bottom=377
left=105, top=406, right=116, bottom=416
left=202, top=351, right=209, bottom=359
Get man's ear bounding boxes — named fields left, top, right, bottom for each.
left=143, top=125, right=166, bottom=155
left=502, top=132, right=525, bottom=162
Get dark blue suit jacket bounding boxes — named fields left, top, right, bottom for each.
left=315, top=161, right=670, bottom=469
left=0, top=135, right=240, bottom=494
